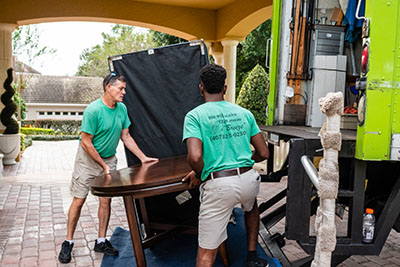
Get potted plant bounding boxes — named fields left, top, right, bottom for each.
left=0, top=68, right=20, bottom=165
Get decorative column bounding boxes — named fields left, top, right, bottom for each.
left=221, top=39, right=239, bottom=103
left=0, top=24, right=17, bottom=129
left=311, top=92, right=343, bottom=267
left=211, top=42, right=224, bottom=65
left=213, top=52, right=223, bottom=65
left=203, top=41, right=212, bottom=57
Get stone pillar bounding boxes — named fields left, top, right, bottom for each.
left=210, top=42, right=224, bottom=65
left=0, top=24, right=17, bottom=130
left=0, top=24, right=16, bottom=83
left=203, top=41, right=212, bottom=55
left=221, top=39, right=239, bottom=103
left=213, top=52, right=224, bottom=65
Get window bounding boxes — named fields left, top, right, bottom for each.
left=47, top=112, right=53, bottom=115
left=55, top=112, right=60, bottom=115
left=63, top=112, right=68, bottom=115
left=71, top=112, right=76, bottom=115
left=39, top=112, right=45, bottom=115
left=78, top=112, right=83, bottom=116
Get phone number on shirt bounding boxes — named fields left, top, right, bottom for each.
left=210, top=131, right=247, bottom=141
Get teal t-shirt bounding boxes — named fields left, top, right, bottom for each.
left=80, top=99, right=131, bottom=158
left=183, top=101, right=260, bottom=181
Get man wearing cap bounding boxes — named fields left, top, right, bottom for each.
left=182, top=64, right=270, bottom=267
left=58, top=73, right=158, bottom=263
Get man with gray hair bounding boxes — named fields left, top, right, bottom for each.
left=58, top=73, right=158, bottom=263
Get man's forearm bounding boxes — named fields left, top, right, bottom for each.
left=186, top=137, right=204, bottom=179
left=250, top=133, right=269, bottom=163
left=122, top=135, right=146, bottom=161
left=80, top=142, right=108, bottom=170
left=188, top=159, right=204, bottom=178
left=251, top=151, right=266, bottom=163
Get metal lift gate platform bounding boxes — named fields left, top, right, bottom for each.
left=257, top=126, right=400, bottom=267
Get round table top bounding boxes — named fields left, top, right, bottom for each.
left=90, top=155, right=192, bottom=195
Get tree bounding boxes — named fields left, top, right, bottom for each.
left=150, top=30, right=186, bottom=47
left=149, top=23, right=272, bottom=102
left=236, top=20, right=271, bottom=97
left=75, top=21, right=271, bottom=90
left=236, top=64, right=269, bottom=125
left=13, top=25, right=56, bottom=67
left=13, top=92, right=26, bottom=120
left=12, top=25, right=56, bottom=121
left=76, top=25, right=155, bottom=77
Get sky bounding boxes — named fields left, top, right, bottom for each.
left=15, top=21, right=136, bottom=76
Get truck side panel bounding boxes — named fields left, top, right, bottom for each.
left=267, top=0, right=282, bottom=125
left=355, top=0, right=399, bottom=160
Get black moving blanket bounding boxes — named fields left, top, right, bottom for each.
left=109, top=41, right=208, bottom=224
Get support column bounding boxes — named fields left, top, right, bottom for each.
left=221, top=39, right=239, bottom=103
left=210, top=42, right=224, bottom=65
left=0, top=24, right=16, bottom=83
left=203, top=41, right=212, bottom=55
left=0, top=24, right=17, bottom=129
left=213, top=52, right=224, bottom=65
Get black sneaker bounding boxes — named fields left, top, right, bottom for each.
left=58, top=240, right=73, bottom=263
left=94, top=239, right=119, bottom=256
left=247, top=257, right=269, bottom=267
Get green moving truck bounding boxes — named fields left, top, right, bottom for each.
left=260, top=0, right=400, bottom=266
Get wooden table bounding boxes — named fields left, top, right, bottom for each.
left=90, top=155, right=192, bottom=267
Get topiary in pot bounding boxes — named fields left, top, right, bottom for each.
left=236, top=64, right=269, bottom=125
left=1, top=68, right=19, bottom=134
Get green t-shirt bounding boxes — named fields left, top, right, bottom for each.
left=183, top=101, right=260, bottom=181
left=80, top=99, right=131, bottom=158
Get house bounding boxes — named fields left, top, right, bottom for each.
left=20, top=73, right=103, bottom=120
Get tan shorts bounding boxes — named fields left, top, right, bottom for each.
left=69, top=146, right=117, bottom=199
left=198, top=168, right=260, bottom=249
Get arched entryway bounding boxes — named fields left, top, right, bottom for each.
left=0, top=0, right=272, bottom=113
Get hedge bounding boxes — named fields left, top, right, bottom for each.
left=24, top=135, right=33, bottom=147
left=30, top=135, right=80, bottom=141
left=21, top=127, right=55, bottom=135
left=19, top=134, right=33, bottom=152
left=22, top=120, right=81, bottom=135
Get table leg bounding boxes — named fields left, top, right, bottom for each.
left=138, top=198, right=151, bottom=237
left=123, top=195, right=147, bottom=267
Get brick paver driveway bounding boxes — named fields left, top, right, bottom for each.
left=0, top=140, right=400, bottom=266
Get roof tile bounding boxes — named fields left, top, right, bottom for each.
left=20, top=74, right=103, bottom=104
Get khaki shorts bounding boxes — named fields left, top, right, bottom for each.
left=198, top=168, right=260, bottom=249
left=70, top=146, right=117, bottom=199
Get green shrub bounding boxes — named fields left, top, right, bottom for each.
left=20, top=134, right=32, bottom=151
left=22, top=120, right=81, bottom=135
left=13, top=91, right=26, bottom=120
left=20, top=134, right=25, bottom=151
left=23, top=135, right=32, bottom=148
left=236, top=64, right=269, bottom=125
left=21, top=127, right=55, bottom=135
left=30, top=135, right=79, bottom=141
